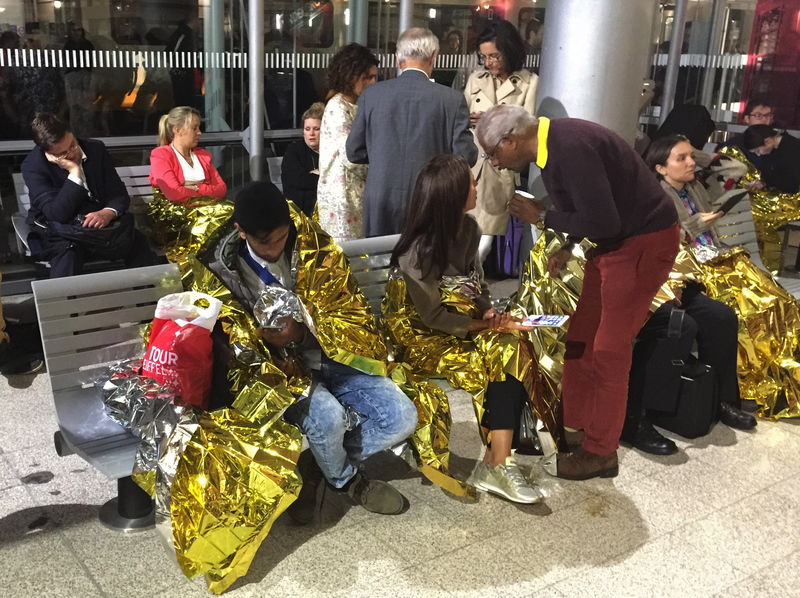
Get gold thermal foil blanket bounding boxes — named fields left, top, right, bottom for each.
left=382, top=264, right=563, bottom=450
left=516, top=230, right=800, bottom=420
left=147, top=187, right=234, bottom=262
left=288, top=206, right=470, bottom=496
left=697, top=247, right=800, bottom=419
left=718, top=146, right=800, bottom=271
left=166, top=258, right=302, bottom=594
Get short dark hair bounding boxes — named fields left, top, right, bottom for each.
left=743, top=125, right=778, bottom=150
left=643, top=134, right=690, bottom=179
left=476, top=19, right=526, bottom=74
left=233, top=181, right=291, bottom=236
left=326, top=43, right=378, bottom=97
left=743, top=98, right=772, bottom=116
left=31, top=113, right=71, bottom=149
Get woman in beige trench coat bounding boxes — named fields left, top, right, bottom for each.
left=465, top=19, right=538, bottom=260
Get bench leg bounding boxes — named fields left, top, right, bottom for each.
left=99, top=476, right=155, bottom=532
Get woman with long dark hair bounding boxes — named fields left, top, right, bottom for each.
left=385, top=154, right=546, bottom=504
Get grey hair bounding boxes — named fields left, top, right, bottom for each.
left=475, top=104, right=537, bottom=149
left=396, top=28, right=439, bottom=63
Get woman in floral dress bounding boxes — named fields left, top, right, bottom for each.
left=316, top=44, right=378, bottom=241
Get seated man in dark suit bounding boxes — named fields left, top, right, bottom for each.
left=21, top=112, right=155, bottom=278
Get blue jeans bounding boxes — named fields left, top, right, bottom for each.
left=283, top=355, right=418, bottom=488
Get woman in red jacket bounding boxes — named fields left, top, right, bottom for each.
left=149, top=106, right=227, bottom=202
left=147, top=106, right=231, bottom=261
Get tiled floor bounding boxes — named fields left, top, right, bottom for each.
left=1, top=369, right=799, bottom=598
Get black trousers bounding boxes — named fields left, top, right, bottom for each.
left=481, top=375, right=526, bottom=448
left=628, top=287, right=740, bottom=418
left=43, top=230, right=157, bottom=278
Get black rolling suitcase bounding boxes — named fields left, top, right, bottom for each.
left=650, top=357, right=717, bottom=439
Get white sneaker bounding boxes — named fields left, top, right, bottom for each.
left=469, top=456, right=542, bottom=504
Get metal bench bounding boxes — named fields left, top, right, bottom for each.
left=714, top=196, right=800, bottom=297
left=32, top=263, right=183, bottom=530
left=6, top=166, right=154, bottom=295
left=340, top=234, right=400, bottom=315
left=267, top=156, right=283, bottom=192
left=11, top=165, right=153, bottom=257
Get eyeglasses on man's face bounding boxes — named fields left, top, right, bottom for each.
left=748, top=111, right=773, bottom=120
left=49, top=137, right=79, bottom=160
left=480, top=128, right=514, bottom=162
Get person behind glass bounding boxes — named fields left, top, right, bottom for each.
left=149, top=106, right=227, bottom=203
left=316, top=44, right=378, bottom=241
left=464, top=19, right=538, bottom=261
left=280, top=102, right=324, bottom=217
left=21, top=113, right=155, bottom=278
left=720, top=98, right=775, bottom=184
left=636, top=135, right=757, bottom=436
left=742, top=125, right=800, bottom=194
left=390, top=155, right=541, bottom=504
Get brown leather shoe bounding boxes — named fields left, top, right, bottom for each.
left=556, top=447, right=619, bottom=480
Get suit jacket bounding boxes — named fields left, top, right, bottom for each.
left=21, top=137, right=130, bottom=225
left=346, top=69, right=477, bottom=237
left=149, top=144, right=227, bottom=203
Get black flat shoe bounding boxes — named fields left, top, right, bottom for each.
left=621, top=418, right=678, bottom=456
left=720, top=402, right=757, bottom=430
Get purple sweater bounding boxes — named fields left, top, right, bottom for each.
left=541, top=118, right=677, bottom=249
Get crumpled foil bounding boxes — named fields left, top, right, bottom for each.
left=718, top=146, right=800, bottom=271
left=286, top=204, right=470, bottom=497
left=697, top=246, right=800, bottom=419
left=173, top=258, right=303, bottom=594
left=253, top=285, right=306, bottom=329
left=100, top=358, right=195, bottom=495
left=516, top=230, right=800, bottom=421
left=382, top=264, right=565, bottom=470
left=147, top=187, right=234, bottom=262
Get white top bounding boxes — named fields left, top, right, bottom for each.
left=67, top=143, right=118, bottom=215
left=171, top=145, right=205, bottom=182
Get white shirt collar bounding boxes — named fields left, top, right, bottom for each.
left=401, top=67, right=434, bottom=81
left=245, top=240, right=269, bottom=269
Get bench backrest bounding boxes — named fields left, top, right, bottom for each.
left=12, top=165, right=153, bottom=217
left=714, top=196, right=764, bottom=269
left=341, top=234, right=400, bottom=315
left=267, top=156, right=283, bottom=190
left=32, top=263, right=183, bottom=479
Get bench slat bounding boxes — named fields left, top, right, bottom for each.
left=36, top=285, right=166, bottom=318
left=38, top=304, right=157, bottom=338
left=44, top=325, right=146, bottom=356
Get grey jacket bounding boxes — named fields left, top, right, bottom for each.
left=346, top=69, right=477, bottom=237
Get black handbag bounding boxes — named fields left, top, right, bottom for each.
left=635, top=307, right=686, bottom=413
left=516, top=400, right=542, bottom=455
left=47, top=212, right=136, bottom=258
left=650, top=356, right=717, bottom=439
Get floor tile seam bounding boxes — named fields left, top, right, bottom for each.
left=52, top=524, right=111, bottom=598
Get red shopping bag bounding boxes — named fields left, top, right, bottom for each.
left=141, top=291, right=222, bottom=410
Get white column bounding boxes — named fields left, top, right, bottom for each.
left=536, top=0, right=660, bottom=144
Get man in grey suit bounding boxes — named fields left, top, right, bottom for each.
left=346, top=28, right=477, bottom=237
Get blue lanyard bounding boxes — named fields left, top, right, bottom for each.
left=239, top=242, right=280, bottom=286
